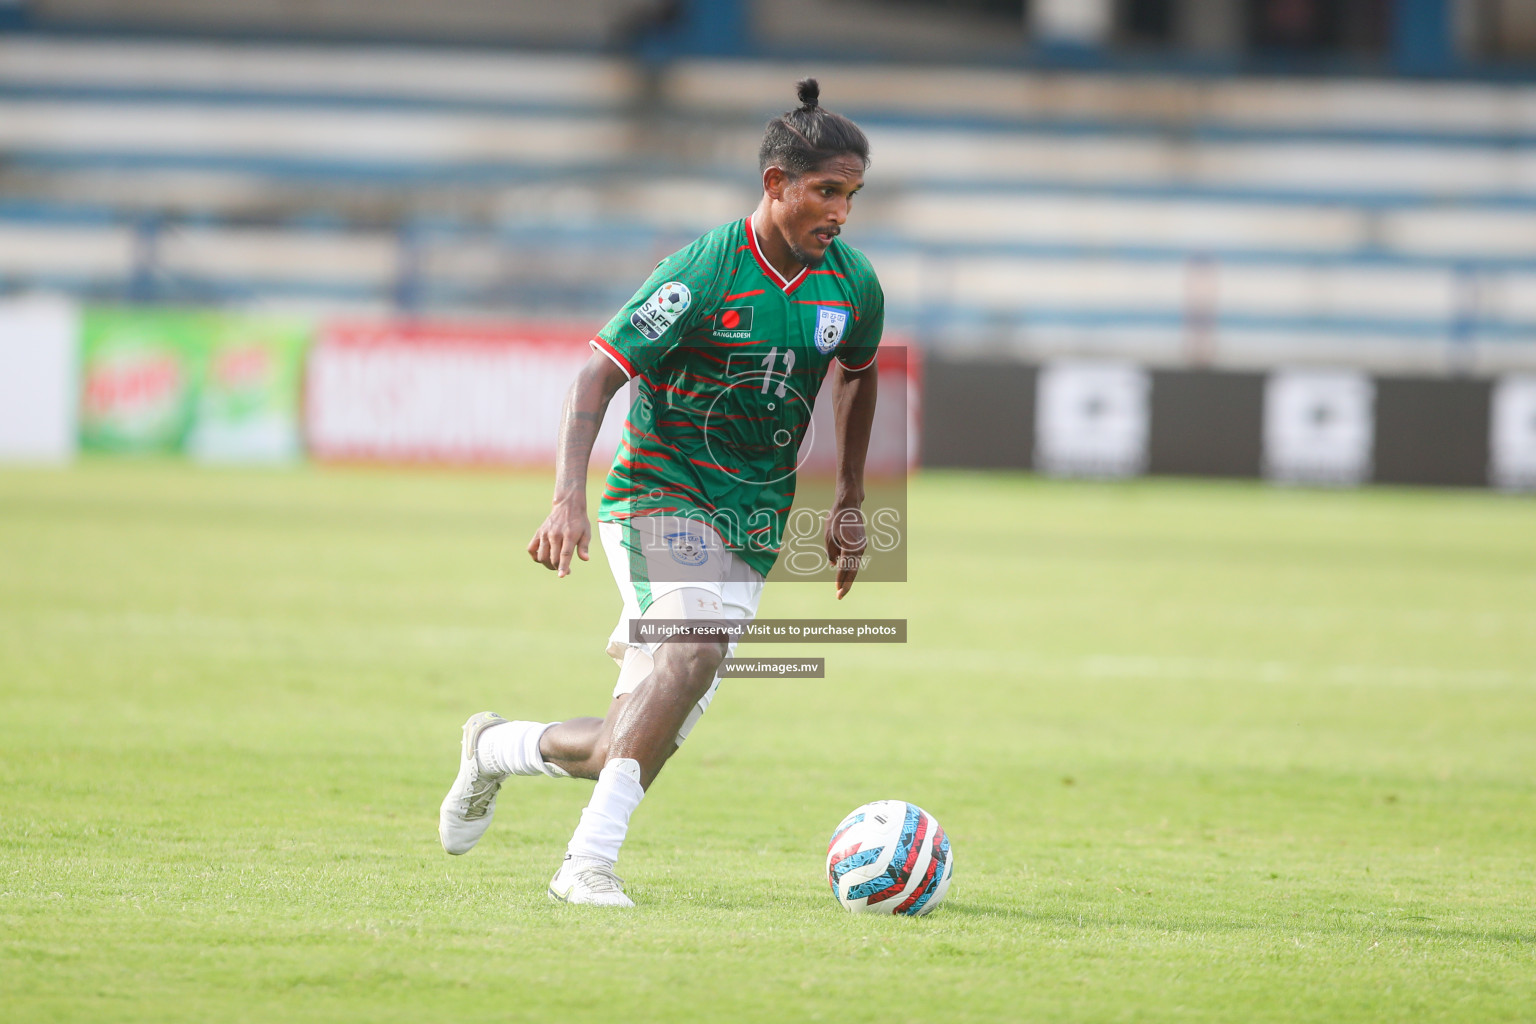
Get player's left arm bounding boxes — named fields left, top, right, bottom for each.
left=826, top=357, right=878, bottom=600
left=824, top=266, right=884, bottom=599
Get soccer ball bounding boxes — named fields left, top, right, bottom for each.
left=826, top=800, right=953, bottom=915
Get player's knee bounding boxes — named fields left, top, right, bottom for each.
left=691, top=636, right=729, bottom=676
left=658, top=635, right=727, bottom=686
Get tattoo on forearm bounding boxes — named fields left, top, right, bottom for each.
left=552, top=370, right=621, bottom=500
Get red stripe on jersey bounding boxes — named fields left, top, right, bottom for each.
left=808, top=269, right=846, bottom=278
left=621, top=439, right=672, bottom=460
left=746, top=525, right=773, bottom=535
left=616, top=453, right=670, bottom=474
left=654, top=380, right=712, bottom=400
left=695, top=420, right=757, bottom=434
left=837, top=353, right=878, bottom=372
left=663, top=479, right=707, bottom=498
left=589, top=338, right=635, bottom=378
left=653, top=487, right=714, bottom=508
left=629, top=469, right=702, bottom=495
left=620, top=436, right=672, bottom=458
left=688, top=456, right=739, bottom=474
left=607, top=507, right=680, bottom=518
left=723, top=289, right=764, bottom=301
left=633, top=429, right=686, bottom=456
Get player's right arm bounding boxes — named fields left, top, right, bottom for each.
left=527, top=351, right=629, bottom=577
left=530, top=234, right=721, bottom=575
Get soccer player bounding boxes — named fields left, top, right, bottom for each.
left=438, top=78, right=883, bottom=906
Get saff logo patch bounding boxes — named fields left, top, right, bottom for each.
left=712, top=306, right=754, bottom=338
left=814, top=307, right=849, bottom=354
left=630, top=281, right=691, bottom=341
left=664, top=532, right=709, bottom=566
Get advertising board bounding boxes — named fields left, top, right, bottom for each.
left=79, top=309, right=306, bottom=462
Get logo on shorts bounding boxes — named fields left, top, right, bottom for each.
left=630, top=282, right=691, bottom=341
left=712, top=305, right=755, bottom=339
left=814, top=307, right=849, bottom=354
left=664, top=531, right=709, bottom=566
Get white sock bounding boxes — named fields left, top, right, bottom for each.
left=565, top=758, right=645, bottom=866
left=476, top=720, right=557, bottom=777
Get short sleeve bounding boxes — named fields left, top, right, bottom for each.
left=836, top=276, right=884, bottom=372
left=593, top=241, right=719, bottom=379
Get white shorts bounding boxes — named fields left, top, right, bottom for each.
left=598, top=515, right=766, bottom=744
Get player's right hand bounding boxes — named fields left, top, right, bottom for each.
left=527, top=500, right=590, bottom=577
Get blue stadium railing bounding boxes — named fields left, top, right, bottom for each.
left=4, top=204, right=1534, bottom=356
left=3, top=0, right=1532, bottom=83
left=3, top=38, right=1534, bottom=360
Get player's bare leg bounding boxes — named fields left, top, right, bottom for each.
left=604, top=633, right=726, bottom=786
left=538, top=698, right=680, bottom=782
left=536, top=712, right=612, bottom=779
left=548, top=630, right=727, bottom=906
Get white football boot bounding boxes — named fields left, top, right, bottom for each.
left=547, top=856, right=635, bottom=907
left=438, top=711, right=510, bottom=855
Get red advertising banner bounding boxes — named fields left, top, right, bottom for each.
left=306, top=322, right=623, bottom=466
left=306, top=320, right=920, bottom=470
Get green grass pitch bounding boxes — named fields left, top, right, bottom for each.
left=2, top=462, right=1533, bottom=1022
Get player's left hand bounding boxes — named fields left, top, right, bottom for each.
left=824, top=504, right=866, bottom=600
left=527, top=498, right=590, bottom=578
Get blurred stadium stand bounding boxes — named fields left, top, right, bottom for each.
left=1, top=0, right=1535, bottom=372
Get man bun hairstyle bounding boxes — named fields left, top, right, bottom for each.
left=759, top=77, right=869, bottom=177
left=797, top=77, right=820, bottom=110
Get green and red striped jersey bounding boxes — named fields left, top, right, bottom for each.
left=592, top=217, right=884, bottom=577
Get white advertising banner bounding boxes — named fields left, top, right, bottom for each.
left=1263, top=368, right=1374, bottom=485
left=1032, top=0, right=1113, bottom=44
left=307, top=323, right=625, bottom=465
left=0, top=294, right=78, bottom=463
left=1490, top=375, right=1536, bottom=491
left=1035, top=360, right=1149, bottom=478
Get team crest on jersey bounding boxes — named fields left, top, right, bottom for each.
left=630, top=281, right=692, bottom=341
left=814, top=307, right=849, bottom=354
left=664, top=531, right=709, bottom=566
left=712, top=305, right=755, bottom=339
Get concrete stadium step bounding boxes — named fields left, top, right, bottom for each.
left=7, top=37, right=1536, bottom=142
left=3, top=94, right=1534, bottom=204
